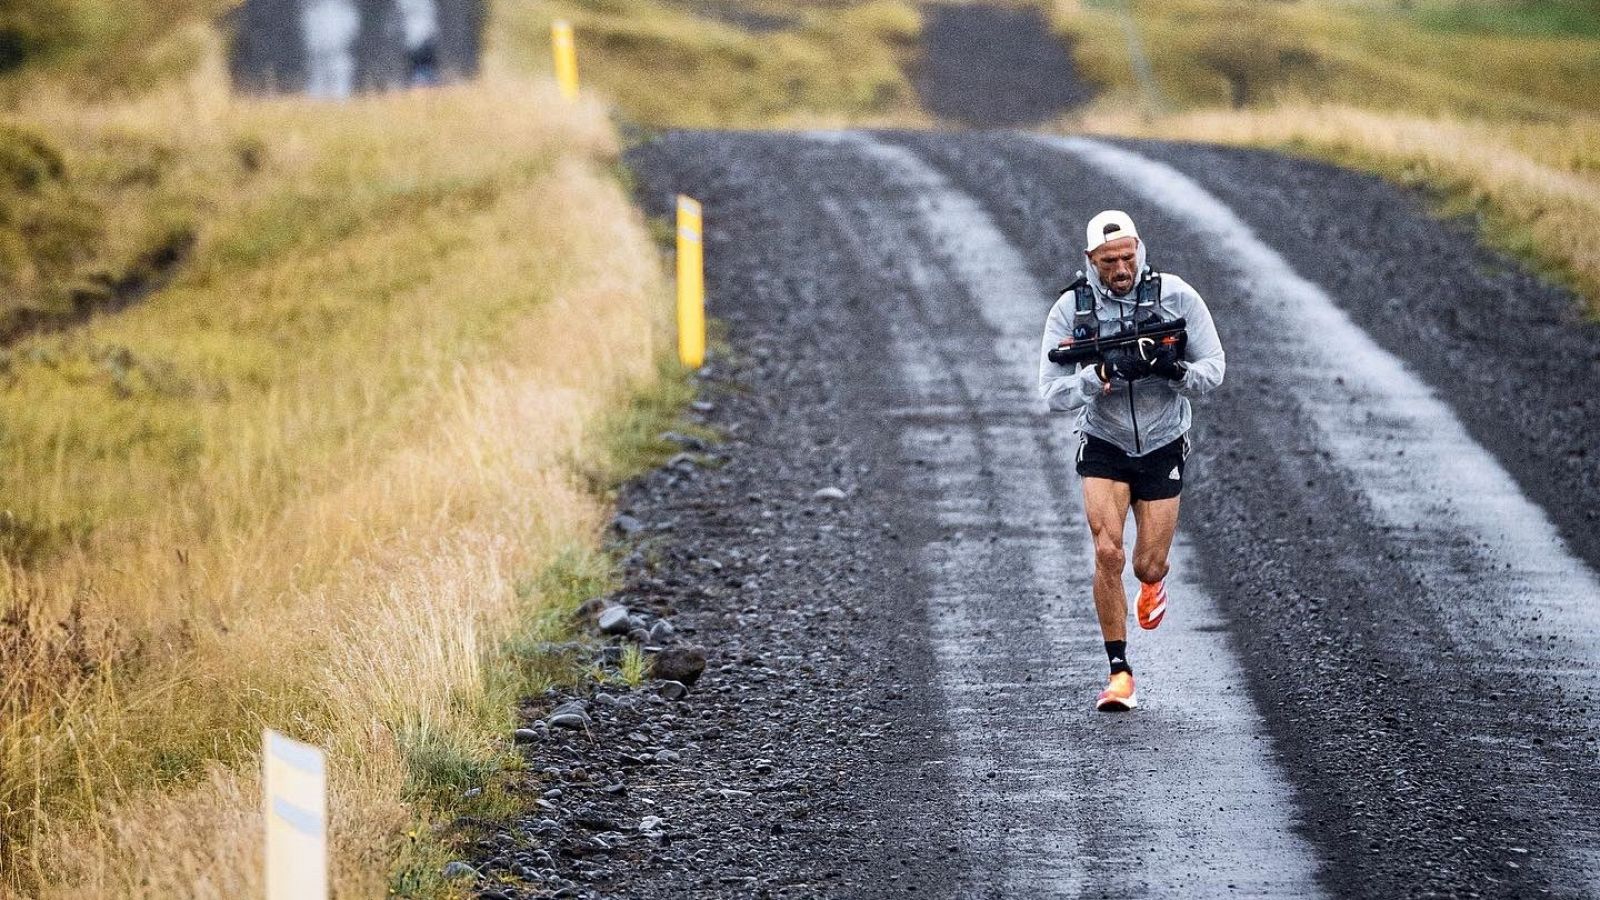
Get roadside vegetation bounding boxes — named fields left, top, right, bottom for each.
left=491, top=0, right=925, bottom=127
left=0, top=2, right=690, bottom=896
left=1051, top=0, right=1600, bottom=312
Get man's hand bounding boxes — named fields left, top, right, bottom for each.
left=1148, top=345, right=1187, bottom=382
left=1097, top=347, right=1151, bottom=383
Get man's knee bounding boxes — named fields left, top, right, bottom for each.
left=1133, top=554, right=1169, bottom=585
left=1094, top=534, right=1126, bottom=573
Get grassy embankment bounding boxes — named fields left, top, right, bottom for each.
left=494, top=0, right=925, bottom=127
left=0, top=2, right=695, bottom=896
left=1052, top=0, right=1600, bottom=313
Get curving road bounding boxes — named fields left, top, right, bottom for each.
left=626, top=129, right=1600, bottom=898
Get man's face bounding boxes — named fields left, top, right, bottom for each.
left=1089, top=236, right=1139, bottom=295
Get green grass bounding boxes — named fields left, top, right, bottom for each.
left=0, top=57, right=684, bottom=891
left=0, top=0, right=78, bottom=74
left=0, top=123, right=108, bottom=335
left=0, top=0, right=247, bottom=348
left=0, top=0, right=714, bottom=894
left=385, top=547, right=591, bottom=897
left=383, top=543, right=603, bottom=899
left=575, top=355, right=716, bottom=493
left=617, top=644, right=649, bottom=688
left=1410, top=0, right=1600, bottom=38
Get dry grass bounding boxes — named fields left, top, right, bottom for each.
left=1051, top=0, right=1600, bottom=313
left=491, top=0, right=927, bottom=128
left=0, top=35, right=679, bottom=900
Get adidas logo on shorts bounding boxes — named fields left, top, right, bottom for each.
left=1168, top=467, right=1181, bottom=481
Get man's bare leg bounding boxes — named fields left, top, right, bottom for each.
left=1083, top=476, right=1133, bottom=642
left=1131, top=496, right=1181, bottom=586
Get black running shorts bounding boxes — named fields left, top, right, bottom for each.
left=1076, top=433, right=1189, bottom=502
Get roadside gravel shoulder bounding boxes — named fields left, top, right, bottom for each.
left=464, top=136, right=964, bottom=899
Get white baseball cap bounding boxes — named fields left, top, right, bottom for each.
left=1085, top=210, right=1139, bottom=253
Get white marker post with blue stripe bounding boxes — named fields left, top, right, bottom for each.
left=263, top=729, right=328, bottom=900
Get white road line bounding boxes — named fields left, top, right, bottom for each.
left=1052, top=134, right=1600, bottom=892
left=822, top=189, right=1089, bottom=898
left=823, top=132, right=1325, bottom=897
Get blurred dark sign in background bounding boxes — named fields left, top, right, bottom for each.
left=229, top=0, right=484, bottom=96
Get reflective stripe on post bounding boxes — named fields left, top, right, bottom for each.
left=552, top=20, right=579, bottom=101
left=676, top=195, right=706, bottom=370
left=263, top=729, right=327, bottom=900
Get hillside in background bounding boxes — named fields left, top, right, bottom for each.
left=491, top=0, right=926, bottom=127
left=1053, top=0, right=1600, bottom=311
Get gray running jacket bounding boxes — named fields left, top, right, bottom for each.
left=1038, top=251, right=1226, bottom=458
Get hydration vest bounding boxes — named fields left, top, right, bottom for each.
left=1062, top=268, right=1164, bottom=341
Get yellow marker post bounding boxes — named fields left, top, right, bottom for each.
left=676, top=195, right=706, bottom=369
left=263, top=730, right=327, bottom=900
left=551, top=20, right=579, bottom=100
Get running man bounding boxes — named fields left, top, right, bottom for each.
left=1038, top=211, right=1226, bottom=712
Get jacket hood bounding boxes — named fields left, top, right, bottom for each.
left=1083, top=238, right=1148, bottom=306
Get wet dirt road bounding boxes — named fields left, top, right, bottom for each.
left=627, top=130, right=1600, bottom=898
left=914, top=4, right=1092, bottom=126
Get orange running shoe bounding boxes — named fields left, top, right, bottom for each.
left=1137, top=580, right=1168, bottom=630
left=1095, top=671, right=1137, bottom=712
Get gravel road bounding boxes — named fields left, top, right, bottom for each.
left=478, top=129, right=1600, bottom=899
left=479, top=128, right=1600, bottom=898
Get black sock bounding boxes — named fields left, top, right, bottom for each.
left=1105, top=640, right=1132, bottom=675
